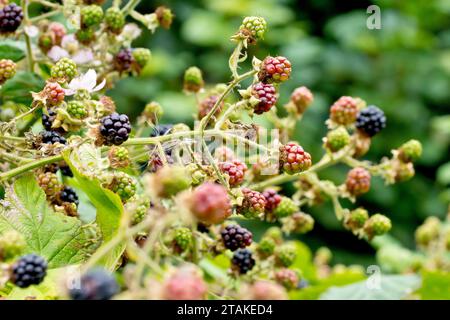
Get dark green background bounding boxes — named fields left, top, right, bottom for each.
left=109, top=0, right=450, bottom=265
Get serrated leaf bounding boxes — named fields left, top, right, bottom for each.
left=0, top=41, right=26, bottom=62
left=0, top=175, right=93, bottom=268
left=62, top=147, right=126, bottom=271
left=0, top=71, right=44, bottom=105
left=319, top=274, right=421, bottom=300
left=417, top=270, right=450, bottom=300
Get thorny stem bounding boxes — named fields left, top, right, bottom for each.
left=0, top=154, right=63, bottom=182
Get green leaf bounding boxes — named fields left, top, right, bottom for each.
left=319, top=274, right=421, bottom=300
left=0, top=41, right=26, bottom=62
left=417, top=270, right=450, bottom=300
left=0, top=175, right=94, bottom=268
left=0, top=71, right=44, bottom=105
left=62, top=146, right=125, bottom=271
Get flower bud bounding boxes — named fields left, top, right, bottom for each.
left=325, top=127, right=350, bottom=152
left=398, top=139, right=422, bottom=163
left=183, top=66, right=204, bottom=93
left=345, top=208, right=369, bottom=231
left=155, top=6, right=173, bottom=29
left=364, top=214, right=391, bottom=240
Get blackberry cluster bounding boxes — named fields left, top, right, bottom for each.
left=59, top=186, right=79, bottom=206
left=239, top=16, right=267, bottom=41
left=11, top=254, right=48, bottom=288
left=330, top=96, right=358, bottom=125
left=345, top=167, right=371, bottom=196
left=251, top=82, right=277, bottom=114
left=114, top=48, right=134, bottom=73
left=289, top=86, right=313, bottom=114
left=81, top=4, right=104, bottom=28
left=0, top=4, right=23, bottom=33
left=133, top=48, right=151, bottom=69
left=198, top=95, right=223, bottom=119
left=221, top=224, right=253, bottom=251
left=42, top=110, right=57, bottom=131
left=273, top=197, right=298, bottom=218
left=190, top=182, right=232, bottom=224
left=69, top=268, right=119, bottom=300
left=355, top=105, right=386, bottom=137
left=67, top=101, right=88, bottom=119
left=0, top=59, right=16, bottom=84
left=99, top=113, right=132, bottom=146
left=218, top=160, right=247, bottom=187
left=232, top=249, right=255, bottom=274
left=51, top=58, right=77, bottom=80
left=279, top=142, right=312, bottom=174
left=237, top=188, right=266, bottom=219
left=44, top=82, right=65, bottom=106
left=262, top=189, right=282, bottom=212
left=258, top=56, right=292, bottom=84
left=41, top=130, right=66, bottom=144
left=104, top=7, right=125, bottom=34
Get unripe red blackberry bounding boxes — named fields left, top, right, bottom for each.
left=0, top=59, right=16, bottom=84
left=198, top=95, right=224, bottom=120
left=114, top=48, right=134, bottom=73
left=99, top=112, right=132, bottom=146
left=355, top=105, right=386, bottom=137
left=345, top=208, right=369, bottom=230
left=325, top=127, right=350, bottom=152
left=232, top=248, right=256, bottom=274
left=58, top=186, right=79, bottom=206
left=104, top=7, right=125, bottom=34
left=41, top=130, right=67, bottom=145
left=273, top=196, right=297, bottom=218
left=162, top=267, right=207, bottom=300
left=251, top=82, right=277, bottom=114
left=345, top=167, right=371, bottom=196
left=245, top=281, right=288, bottom=300
left=221, top=224, right=252, bottom=251
left=330, top=96, right=358, bottom=125
left=239, top=16, right=267, bottom=42
left=37, top=171, right=62, bottom=199
left=218, top=159, right=247, bottom=187
left=237, top=188, right=266, bottom=219
left=48, top=22, right=66, bottom=45
left=258, top=56, right=292, bottom=84
left=189, top=182, right=232, bottom=224
left=11, top=254, right=47, bottom=288
left=183, top=66, right=204, bottom=93
left=262, top=189, right=282, bottom=212
left=81, top=4, right=103, bottom=28
left=69, top=268, right=119, bottom=300
left=279, top=142, right=312, bottom=175
left=43, top=82, right=65, bottom=106
left=0, top=3, right=23, bottom=33
left=173, top=227, right=193, bottom=252
left=398, top=139, right=422, bottom=163
left=275, top=243, right=297, bottom=267
left=105, top=172, right=137, bottom=202
left=51, top=58, right=78, bottom=80
left=132, top=48, right=151, bottom=69
left=67, top=100, right=88, bottom=119
left=286, top=86, right=313, bottom=115
left=275, top=269, right=299, bottom=290
left=364, top=214, right=391, bottom=239
left=155, top=6, right=173, bottom=29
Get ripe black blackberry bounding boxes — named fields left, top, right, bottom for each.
left=59, top=186, right=79, bottom=206
left=59, top=164, right=73, bottom=177
left=41, top=130, right=66, bottom=144
left=0, top=4, right=24, bottom=33
left=99, top=112, right=131, bottom=146
left=69, top=268, right=119, bottom=300
left=355, top=105, right=386, bottom=137
left=150, top=124, right=173, bottom=137
left=231, top=249, right=255, bottom=274
left=221, top=224, right=252, bottom=251
left=11, top=254, right=47, bottom=288
left=42, top=110, right=57, bottom=131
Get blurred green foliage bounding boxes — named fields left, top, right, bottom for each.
left=107, top=0, right=450, bottom=265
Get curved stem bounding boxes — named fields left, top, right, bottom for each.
left=0, top=154, right=63, bottom=182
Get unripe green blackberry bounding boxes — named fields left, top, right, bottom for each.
left=108, top=146, right=130, bottom=169
left=51, top=57, right=78, bottom=80
left=257, top=237, right=276, bottom=256
left=81, top=5, right=103, bottom=28
left=126, top=195, right=150, bottom=225
left=273, top=197, right=298, bottom=218
left=0, top=59, right=16, bottom=84
left=104, top=7, right=125, bottom=34
left=174, top=227, right=193, bottom=251
left=264, top=227, right=283, bottom=244
left=155, top=6, right=173, bottom=29
left=154, top=165, right=191, bottom=198
left=38, top=33, right=54, bottom=53
left=325, top=127, right=350, bottom=152
left=132, top=48, right=151, bottom=69
left=398, top=139, right=422, bottom=163
left=345, top=208, right=369, bottom=230
left=105, top=172, right=136, bottom=202
left=364, top=214, right=391, bottom=239
left=67, top=100, right=88, bottom=119
left=239, top=16, right=267, bottom=42
left=75, top=27, right=96, bottom=44
left=37, top=172, right=62, bottom=199
left=415, top=217, right=440, bottom=246
left=183, top=66, right=204, bottom=93
left=0, top=230, right=25, bottom=261
left=275, top=243, right=297, bottom=267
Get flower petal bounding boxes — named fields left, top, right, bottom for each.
left=93, top=78, right=106, bottom=92
left=47, top=46, right=69, bottom=62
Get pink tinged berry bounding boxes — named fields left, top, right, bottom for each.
left=252, top=82, right=277, bottom=114
left=163, top=267, right=207, bottom=300
left=190, top=182, right=232, bottom=224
